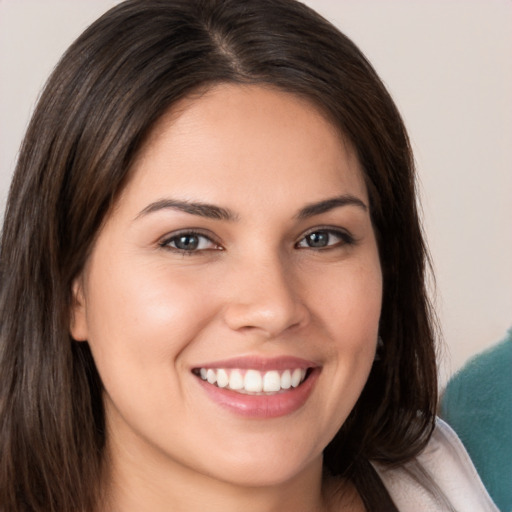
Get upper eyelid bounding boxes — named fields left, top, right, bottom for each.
left=159, top=229, right=221, bottom=247
left=297, top=225, right=352, bottom=239
left=295, top=226, right=356, bottom=248
left=157, top=225, right=354, bottom=248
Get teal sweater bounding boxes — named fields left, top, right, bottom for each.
left=440, top=330, right=512, bottom=512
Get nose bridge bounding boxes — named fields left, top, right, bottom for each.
left=223, top=248, right=308, bottom=336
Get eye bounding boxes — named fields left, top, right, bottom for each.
left=296, top=229, right=353, bottom=249
left=160, top=231, right=221, bottom=253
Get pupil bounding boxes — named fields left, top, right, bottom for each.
left=176, top=235, right=199, bottom=250
left=307, top=232, right=328, bottom=247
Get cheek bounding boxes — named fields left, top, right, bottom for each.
left=339, top=267, right=382, bottom=369
left=309, top=256, right=382, bottom=401
left=82, top=259, right=221, bottom=378
left=308, top=256, right=382, bottom=334
left=81, top=260, right=225, bottom=444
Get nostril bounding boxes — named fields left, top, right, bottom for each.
left=222, top=298, right=309, bottom=337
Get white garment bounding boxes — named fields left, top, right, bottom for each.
left=373, top=418, right=499, bottom=511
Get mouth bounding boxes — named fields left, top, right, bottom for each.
left=191, top=357, right=319, bottom=418
left=192, top=367, right=312, bottom=395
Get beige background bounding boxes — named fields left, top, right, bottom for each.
left=1, top=0, right=511, bottom=386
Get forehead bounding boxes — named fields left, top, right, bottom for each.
left=122, top=83, right=368, bottom=213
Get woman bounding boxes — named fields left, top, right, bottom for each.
left=0, top=1, right=497, bottom=510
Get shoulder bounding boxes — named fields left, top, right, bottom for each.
left=442, top=332, right=512, bottom=407
left=440, top=332, right=512, bottom=511
left=372, top=418, right=499, bottom=512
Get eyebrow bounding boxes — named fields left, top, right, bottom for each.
left=136, top=199, right=238, bottom=221
left=136, top=194, right=367, bottom=222
left=295, top=195, right=368, bottom=219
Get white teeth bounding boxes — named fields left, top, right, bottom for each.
left=196, top=367, right=309, bottom=394
left=229, top=369, right=244, bottom=390
left=263, top=370, right=281, bottom=392
left=206, top=369, right=217, bottom=384
left=291, top=368, right=302, bottom=388
left=281, top=370, right=291, bottom=389
left=244, top=370, right=263, bottom=392
left=216, top=369, right=229, bottom=388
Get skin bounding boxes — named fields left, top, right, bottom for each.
left=71, top=84, right=382, bottom=512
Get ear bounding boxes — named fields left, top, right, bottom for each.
left=70, top=276, right=88, bottom=341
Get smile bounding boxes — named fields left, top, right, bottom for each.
left=192, top=357, right=320, bottom=418
left=194, top=367, right=309, bottom=394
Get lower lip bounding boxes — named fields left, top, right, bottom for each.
left=196, top=369, right=320, bottom=418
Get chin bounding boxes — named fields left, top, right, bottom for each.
left=192, top=434, right=326, bottom=489
left=208, top=457, right=320, bottom=489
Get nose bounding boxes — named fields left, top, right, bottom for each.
left=222, top=253, right=310, bottom=338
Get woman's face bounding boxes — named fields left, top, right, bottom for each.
left=71, top=84, right=382, bottom=489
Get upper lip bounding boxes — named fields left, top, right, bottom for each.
left=192, top=356, right=318, bottom=371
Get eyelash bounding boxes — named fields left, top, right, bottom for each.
left=159, top=227, right=355, bottom=255
left=159, top=230, right=222, bottom=255
left=295, top=227, right=355, bottom=250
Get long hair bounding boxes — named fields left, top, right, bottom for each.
left=0, top=1, right=437, bottom=510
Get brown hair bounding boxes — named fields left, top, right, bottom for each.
left=0, top=0, right=437, bottom=510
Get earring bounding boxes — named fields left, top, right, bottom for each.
left=374, top=335, right=384, bottom=361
